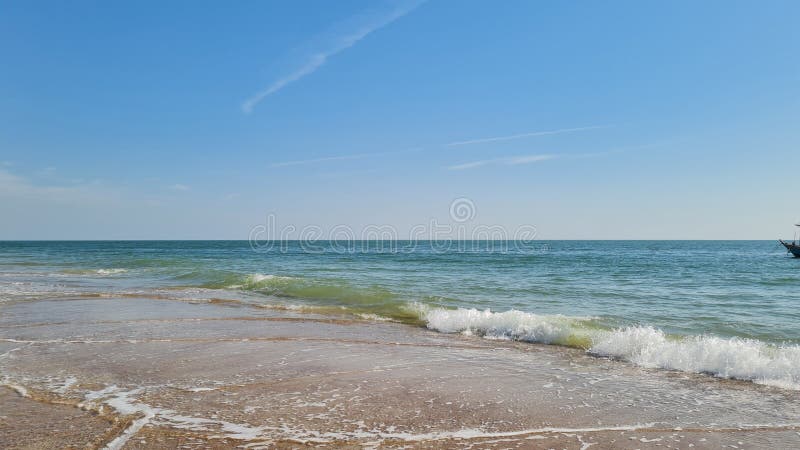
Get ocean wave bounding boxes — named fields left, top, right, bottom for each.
left=96, top=268, right=127, bottom=275
left=221, top=273, right=397, bottom=304
left=590, top=326, right=800, bottom=390
left=196, top=272, right=295, bottom=290
left=421, top=306, right=800, bottom=389
left=133, top=270, right=800, bottom=390
left=239, top=273, right=296, bottom=288
left=422, top=305, right=593, bottom=346
left=60, top=268, right=128, bottom=276
left=356, top=313, right=395, bottom=322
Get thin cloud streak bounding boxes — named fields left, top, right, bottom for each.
left=448, top=154, right=557, bottom=171
left=242, top=56, right=326, bottom=113
left=444, top=125, right=610, bottom=147
left=268, top=124, right=617, bottom=169
left=447, top=160, right=494, bottom=170
left=447, top=143, right=659, bottom=171
left=242, top=1, right=424, bottom=113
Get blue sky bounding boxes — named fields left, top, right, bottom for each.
left=1, top=0, right=798, bottom=239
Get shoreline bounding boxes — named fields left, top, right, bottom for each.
left=7, top=284, right=799, bottom=390
left=2, top=296, right=800, bottom=448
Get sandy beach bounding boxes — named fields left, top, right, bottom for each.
left=2, top=296, right=799, bottom=449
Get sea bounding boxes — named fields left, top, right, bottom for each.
left=2, top=240, right=799, bottom=390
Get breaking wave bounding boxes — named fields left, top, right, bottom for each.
left=184, top=272, right=800, bottom=390
left=212, top=273, right=421, bottom=323
left=421, top=306, right=800, bottom=390
left=422, top=306, right=596, bottom=347
left=218, top=273, right=396, bottom=303
left=60, top=268, right=128, bottom=276
left=590, top=326, right=800, bottom=390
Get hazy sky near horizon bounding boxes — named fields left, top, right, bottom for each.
left=1, top=0, right=799, bottom=239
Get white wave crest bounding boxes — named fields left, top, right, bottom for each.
left=247, top=273, right=278, bottom=283
left=421, top=306, right=800, bottom=390
left=224, top=273, right=294, bottom=289
left=423, top=307, right=585, bottom=345
left=96, top=268, right=127, bottom=275
left=356, top=313, right=394, bottom=322
left=590, top=326, right=800, bottom=390
left=245, top=273, right=295, bottom=285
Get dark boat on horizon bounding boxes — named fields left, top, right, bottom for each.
left=780, top=239, right=800, bottom=257
left=780, top=223, right=800, bottom=256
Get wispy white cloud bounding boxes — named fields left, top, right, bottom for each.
left=242, top=1, right=424, bottom=113
left=267, top=125, right=610, bottom=169
left=242, top=56, right=326, bottom=114
left=444, top=126, right=609, bottom=147
left=446, top=143, right=658, bottom=171
left=446, top=160, right=494, bottom=171
left=169, top=184, right=190, bottom=191
left=507, top=154, right=559, bottom=165
left=448, top=154, right=557, bottom=171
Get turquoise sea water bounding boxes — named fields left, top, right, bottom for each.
left=2, top=240, right=800, bottom=388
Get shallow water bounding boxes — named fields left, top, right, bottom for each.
left=3, top=297, right=800, bottom=449
left=2, top=240, right=799, bottom=389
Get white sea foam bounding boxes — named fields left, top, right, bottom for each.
left=25, top=378, right=800, bottom=446
left=52, top=376, right=78, bottom=394
left=1, top=380, right=30, bottom=398
left=226, top=273, right=294, bottom=289
left=56, top=268, right=128, bottom=276
left=187, top=387, right=216, bottom=392
left=82, top=385, right=268, bottom=444
left=248, top=273, right=278, bottom=283
left=421, top=306, right=800, bottom=390
left=589, top=326, right=800, bottom=390
left=0, top=280, right=85, bottom=302
left=102, top=389, right=156, bottom=450
left=95, top=268, right=127, bottom=275
left=356, top=313, right=394, bottom=322
left=423, top=307, right=585, bottom=345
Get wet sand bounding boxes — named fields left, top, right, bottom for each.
left=2, top=297, right=799, bottom=449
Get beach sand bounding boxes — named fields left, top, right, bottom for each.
left=2, top=297, right=799, bottom=449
